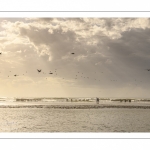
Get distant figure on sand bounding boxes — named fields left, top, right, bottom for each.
left=96, top=97, right=99, bottom=104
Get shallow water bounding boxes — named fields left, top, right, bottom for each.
left=1, top=100, right=150, bottom=106
left=0, top=108, right=150, bottom=132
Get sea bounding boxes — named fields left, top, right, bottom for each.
left=0, top=97, right=150, bottom=132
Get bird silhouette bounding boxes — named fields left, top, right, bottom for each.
left=49, top=73, right=53, bottom=74
left=37, top=69, right=41, bottom=72
left=14, top=74, right=18, bottom=77
left=71, top=53, right=75, bottom=54
left=146, top=69, right=150, bottom=71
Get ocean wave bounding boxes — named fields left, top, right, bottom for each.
left=15, top=98, right=42, bottom=102
left=14, top=98, right=95, bottom=102
left=0, top=97, right=15, bottom=102
left=42, top=99, right=57, bottom=102
left=1, top=97, right=150, bottom=103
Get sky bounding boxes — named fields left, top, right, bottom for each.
left=0, top=18, right=150, bottom=98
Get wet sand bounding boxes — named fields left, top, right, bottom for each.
left=1, top=107, right=150, bottom=132
left=0, top=102, right=150, bottom=109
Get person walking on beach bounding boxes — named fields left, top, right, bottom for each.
left=96, top=97, right=99, bottom=104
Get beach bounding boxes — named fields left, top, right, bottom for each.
left=0, top=107, right=150, bottom=132
left=0, top=99, right=150, bottom=132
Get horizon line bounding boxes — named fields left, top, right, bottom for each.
left=1, top=11, right=150, bottom=12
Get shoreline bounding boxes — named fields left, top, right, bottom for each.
left=1, top=104, right=150, bottom=109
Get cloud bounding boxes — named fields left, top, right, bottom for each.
left=1, top=18, right=150, bottom=97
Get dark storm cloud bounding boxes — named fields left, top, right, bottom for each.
left=15, top=19, right=150, bottom=88
left=106, top=28, right=150, bottom=68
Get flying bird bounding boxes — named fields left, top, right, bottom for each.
left=71, top=53, right=75, bottom=54
left=146, top=69, right=150, bottom=71
left=37, top=69, right=41, bottom=72
left=49, top=73, right=53, bottom=74
left=0, top=52, right=2, bottom=55
left=14, top=74, right=18, bottom=77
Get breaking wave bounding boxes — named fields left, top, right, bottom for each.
left=0, top=97, right=96, bottom=103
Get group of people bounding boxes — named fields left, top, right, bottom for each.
left=66, top=97, right=100, bottom=104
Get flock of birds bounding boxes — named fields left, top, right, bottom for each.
left=0, top=52, right=76, bottom=79
left=1, top=51, right=150, bottom=88
left=0, top=51, right=107, bottom=85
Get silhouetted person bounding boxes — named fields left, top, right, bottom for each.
left=96, top=97, right=99, bottom=104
